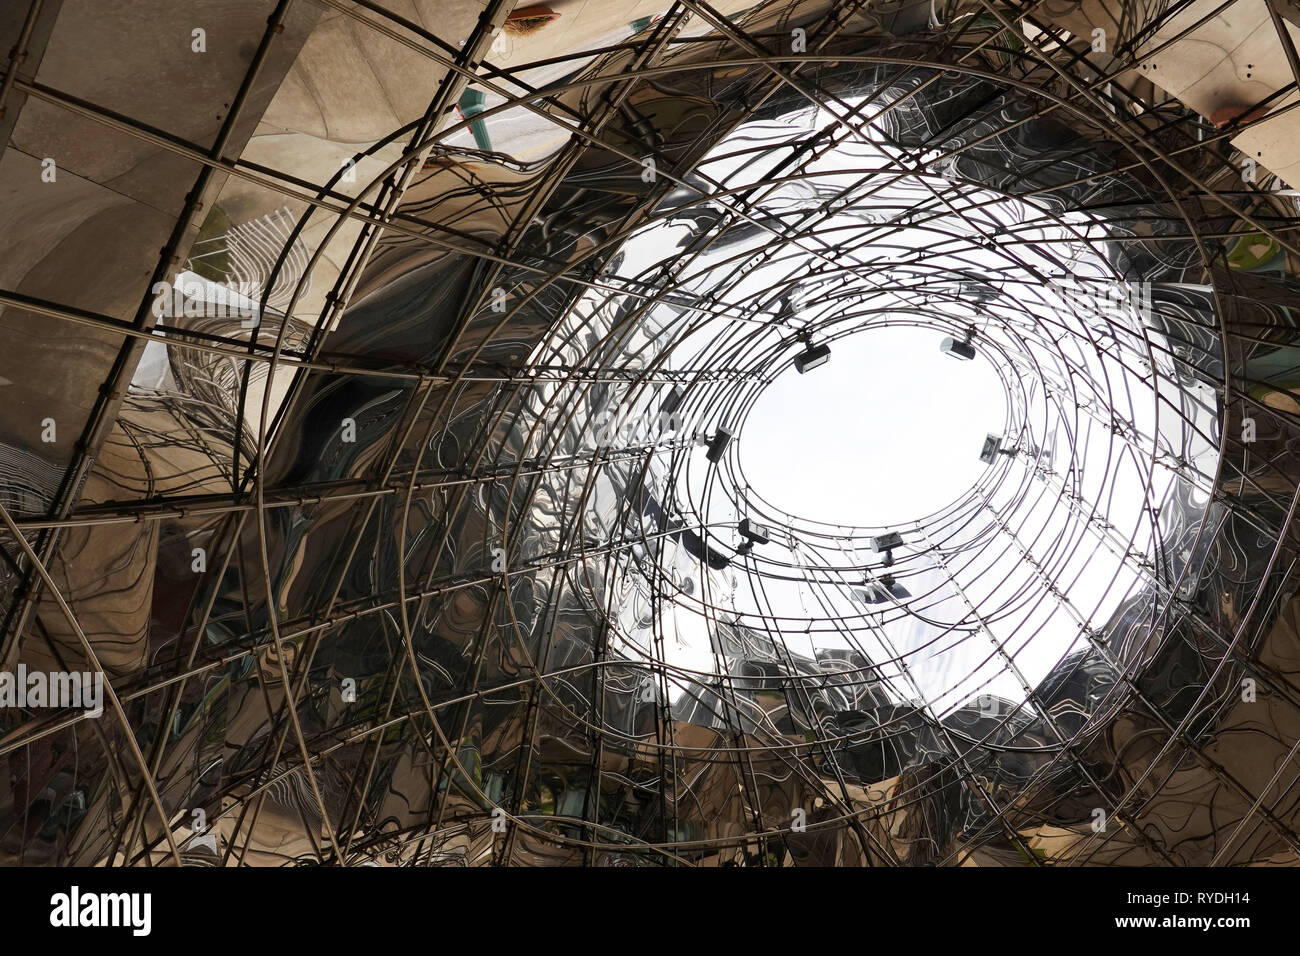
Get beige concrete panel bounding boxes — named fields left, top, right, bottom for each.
left=9, top=97, right=205, bottom=214
left=36, top=0, right=287, bottom=149
left=1134, top=0, right=1300, bottom=187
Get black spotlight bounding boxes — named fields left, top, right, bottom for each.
left=738, top=518, right=771, bottom=545
left=978, top=433, right=1003, bottom=464
left=705, top=426, right=733, bottom=463
left=793, top=341, right=831, bottom=374
left=940, top=328, right=977, bottom=361
left=869, top=532, right=903, bottom=553
left=736, top=517, right=772, bottom=555
left=978, top=433, right=1019, bottom=464
left=940, top=337, right=976, bottom=361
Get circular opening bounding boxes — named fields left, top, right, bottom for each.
left=739, top=327, right=1008, bottom=527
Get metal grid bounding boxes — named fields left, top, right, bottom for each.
left=0, top=0, right=1299, bottom=866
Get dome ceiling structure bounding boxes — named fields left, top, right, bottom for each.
left=0, top=0, right=1299, bottom=870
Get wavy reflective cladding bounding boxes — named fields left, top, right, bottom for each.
left=1, top=0, right=1300, bottom=867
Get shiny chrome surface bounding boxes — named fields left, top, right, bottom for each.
left=0, top=0, right=1299, bottom=867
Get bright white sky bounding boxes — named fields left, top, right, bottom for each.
left=740, top=327, right=1008, bottom=527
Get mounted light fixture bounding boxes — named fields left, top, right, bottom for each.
left=980, top=433, right=1021, bottom=464
left=735, top=517, right=772, bottom=555
left=867, top=532, right=902, bottom=575
left=940, top=327, right=977, bottom=361
left=705, top=426, right=733, bottom=463
left=793, top=340, right=831, bottom=374
left=869, top=532, right=903, bottom=553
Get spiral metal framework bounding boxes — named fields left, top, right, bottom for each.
left=1, top=0, right=1300, bottom=867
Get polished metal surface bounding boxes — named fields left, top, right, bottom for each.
left=1, top=0, right=1299, bottom=867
